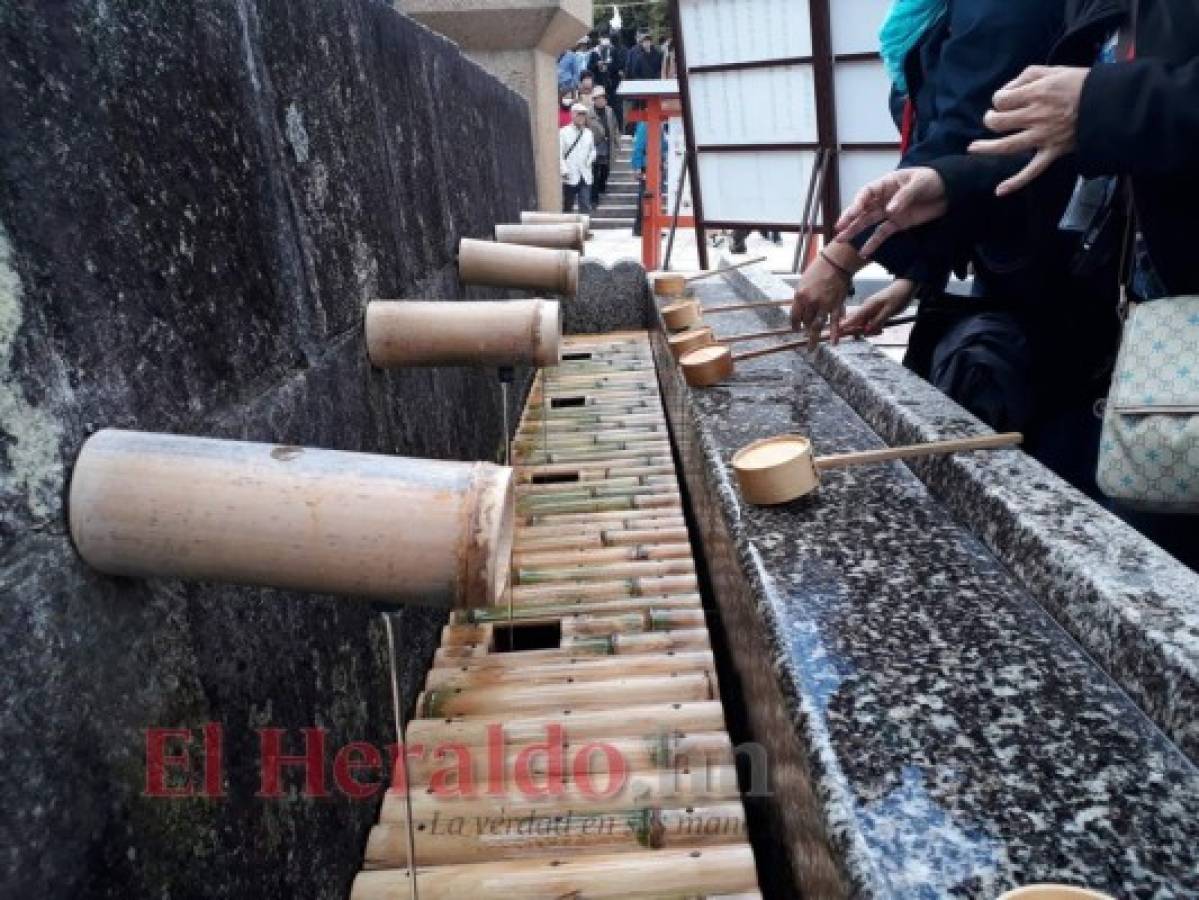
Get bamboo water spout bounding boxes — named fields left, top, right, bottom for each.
left=69, top=429, right=515, bottom=607
left=731, top=432, right=1023, bottom=505
left=365, top=300, right=560, bottom=368
left=458, top=238, right=579, bottom=296
left=519, top=210, right=591, bottom=236
left=495, top=223, right=586, bottom=252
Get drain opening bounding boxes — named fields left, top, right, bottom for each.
left=493, top=621, right=562, bottom=652
left=551, top=396, right=588, bottom=408
left=531, top=471, right=581, bottom=485
left=562, top=352, right=593, bottom=361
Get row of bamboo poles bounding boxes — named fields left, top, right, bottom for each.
left=351, top=331, right=762, bottom=898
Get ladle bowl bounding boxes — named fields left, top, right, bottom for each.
left=679, top=344, right=735, bottom=387
left=661, top=300, right=701, bottom=332
left=731, top=431, right=1024, bottom=505
left=668, top=327, right=716, bottom=359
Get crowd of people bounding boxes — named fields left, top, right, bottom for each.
left=557, top=27, right=675, bottom=214
left=789, top=0, right=1198, bottom=565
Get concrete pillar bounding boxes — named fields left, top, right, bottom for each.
left=396, top=0, right=592, bottom=212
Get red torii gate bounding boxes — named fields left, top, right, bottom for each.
left=617, top=79, right=696, bottom=272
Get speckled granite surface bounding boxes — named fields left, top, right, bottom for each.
left=721, top=263, right=1199, bottom=764
left=654, top=273, right=1199, bottom=898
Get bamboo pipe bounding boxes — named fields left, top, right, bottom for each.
left=439, top=608, right=703, bottom=645
left=512, top=430, right=666, bottom=450
left=513, top=542, right=692, bottom=568
left=383, top=765, right=740, bottom=822
left=525, top=392, right=658, bottom=408
left=365, top=803, right=746, bottom=868
left=513, top=472, right=676, bottom=493
left=516, top=485, right=678, bottom=508
left=417, top=672, right=714, bottom=718
left=519, top=210, right=591, bottom=236
left=523, top=506, right=684, bottom=527
left=495, top=222, right=586, bottom=252
left=458, top=238, right=579, bottom=296
left=408, top=700, right=726, bottom=745
left=350, top=844, right=760, bottom=899
left=515, top=464, right=675, bottom=483
left=452, top=595, right=702, bottom=626
left=425, top=650, right=713, bottom=686
left=518, top=414, right=665, bottom=432
left=501, top=584, right=700, bottom=612
left=517, top=448, right=675, bottom=467
left=431, top=617, right=703, bottom=661
left=514, top=526, right=689, bottom=553
left=516, top=520, right=688, bottom=545
left=561, top=628, right=711, bottom=655
left=515, top=558, right=695, bottom=585
left=68, top=429, right=513, bottom=608
left=516, top=472, right=674, bottom=495
left=679, top=337, right=833, bottom=388
left=732, top=432, right=1024, bottom=505
left=402, top=728, right=730, bottom=782
left=652, top=256, right=769, bottom=297
left=435, top=627, right=710, bottom=661
left=365, top=300, right=560, bottom=368
left=563, top=608, right=707, bottom=635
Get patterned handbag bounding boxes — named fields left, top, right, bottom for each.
left=1097, top=295, right=1199, bottom=511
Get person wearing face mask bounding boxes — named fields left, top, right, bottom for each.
left=589, top=34, right=617, bottom=95
left=558, top=88, right=575, bottom=128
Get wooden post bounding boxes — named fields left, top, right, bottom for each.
left=68, top=429, right=514, bottom=608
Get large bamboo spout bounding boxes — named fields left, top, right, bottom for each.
left=365, top=300, right=560, bottom=368
left=458, top=238, right=579, bottom=296
left=68, top=430, right=514, bottom=608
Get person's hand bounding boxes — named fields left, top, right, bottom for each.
left=790, top=247, right=859, bottom=348
left=969, top=65, right=1088, bottom=196
left=840, top=279, right=915, bottom=338
left=833, top=168, right=948, bottom=257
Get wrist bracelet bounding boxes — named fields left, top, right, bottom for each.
left=820, top=248, right=854, bottom=282
left=819, top=249, right=857, bottom=297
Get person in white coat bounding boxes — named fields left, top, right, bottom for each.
left=560, top=103, right=596, bottom=213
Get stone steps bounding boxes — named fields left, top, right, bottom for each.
left=592, top=217, right=635, bottom=230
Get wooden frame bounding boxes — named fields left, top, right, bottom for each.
left=670, top=0, right=841, bottom=262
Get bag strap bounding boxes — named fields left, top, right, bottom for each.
left=565, top=128, right=585, bottom=160
left=1116, top=184, right=1139, bottom=321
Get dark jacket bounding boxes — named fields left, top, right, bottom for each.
left=932, top=0, right=1199, bottom=295
left=864, top=0, right=1067, bottom=287
left=627, top=45, right=663, bottom=80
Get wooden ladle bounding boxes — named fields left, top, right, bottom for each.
left=732, top=432, right=1023, bottom=505
left=653, top=256, right=768, bottom=297
left=678, top=336, right=834, bottom=387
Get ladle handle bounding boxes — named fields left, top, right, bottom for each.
left=722, top=327, right=793, bottom=344
left=728, top=335, right=834, bottom=361
left=732, top=338, right=822, bottom=362
left=685, top=256, right=768, bottom=284
left=814, top=432, right=1023, bottom=470
left=702, top=298, right=793, bottom=315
